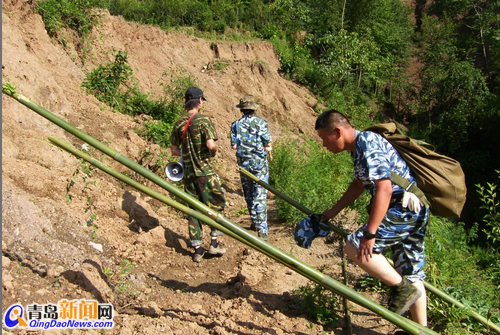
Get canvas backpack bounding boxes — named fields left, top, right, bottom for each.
left=364, top=122, right=467, bottom=218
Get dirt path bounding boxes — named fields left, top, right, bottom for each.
left=2, top=0, right=402, bottom=334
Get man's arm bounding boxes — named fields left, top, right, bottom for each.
left=206, top=139, right=217, bottom=156
left=171, top=144, right=181, bottom=157
left=322, top=179, right=365, bottom=221
left=358, top=177, right=392, bottom=262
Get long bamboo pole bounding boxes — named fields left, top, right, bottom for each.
left=48, top=136, right=435, bottom=335
left=1, top=82, right=437, bottom=334
left=238, top=166, right=500, bottom=334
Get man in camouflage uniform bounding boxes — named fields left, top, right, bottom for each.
left=171, top=87, right=226, bottom=262
left=316, top=110, right=430, bottom=330
left=230, top=96, right=273, bottom=241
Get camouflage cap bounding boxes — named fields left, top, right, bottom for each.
left=236, top=96, right=259, bottom=110
left=294, top=214, right=331, bottom=249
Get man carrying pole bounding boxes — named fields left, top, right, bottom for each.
left=315, top=110, right=430, bottom=332
left=170, top=87, right=226, bottom=263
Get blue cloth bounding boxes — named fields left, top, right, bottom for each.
left=294, top=214, right=331, bottom=249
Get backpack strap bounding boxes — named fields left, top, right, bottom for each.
left=357, top=131, right=430, bottom=208
left=390, top=172, right=430, bottom=208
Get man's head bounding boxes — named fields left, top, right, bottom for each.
left=315, top=110, right=355, bottom=153
left=185, top=87, right=208, bottom=102
left=236, top=96, right=259, bottom=114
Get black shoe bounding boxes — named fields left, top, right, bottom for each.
left=192, top=247, right=205, bottom=263
left=388, top=278, right=421, bottom=315
left=393, top=331, right=410, bottom=335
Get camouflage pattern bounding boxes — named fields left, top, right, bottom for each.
left=240, top=170, right=269, bottom=234
left=353, top=130, right=415, bottom=196
left=171, top=112, right=225, bottom=247
left=184, top=173, right=225, bottom=247
left=348, top=203, right=430, bottom=282
left=231, top=114, right=272, bottom=233
left=171, top=112, right=218, bottom=177
left=294, top=214, right=331, bottom=249
left=235, top=95, right=260, bottom=110
left=349, top=130, right=430, bottom=282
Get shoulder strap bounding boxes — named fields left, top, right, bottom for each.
left=182, top=113, right=196, bottom=144
left=359, top=130, right=430, bottom=207
left=390, top=172, right=430, bottom=207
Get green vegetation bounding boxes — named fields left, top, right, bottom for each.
left=35, top=0, right=500, bottom=332
left=81, top=50, right=195, bottom=148
left=293, top=280, right=342, bottom=327
left=66, top=147, right=100, bottom=238
left=36, top=0, right=106, bottom=51
left=270, top=135, right=369, bottom=225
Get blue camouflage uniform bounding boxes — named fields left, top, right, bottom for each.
left=348, top=130, right=430, bottom=282
left=231, top=114, right=272, bottom=235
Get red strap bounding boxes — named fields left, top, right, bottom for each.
left=182, top=113, right=196, bottom=144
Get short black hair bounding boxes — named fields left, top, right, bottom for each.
left=315, top=109, right=353, bottom=133
left=185, top=98, right=201, bottom=111
left=241, top=109, right=255, bottom=115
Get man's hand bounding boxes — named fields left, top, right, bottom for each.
left=321, top=208, right=336, bottom=222
left=358, top=238, right=375, bottom=263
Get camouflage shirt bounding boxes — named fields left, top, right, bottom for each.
left=352, top=131, right=415, bottom=196
left=230, top=114, right=272, bottom=170
left=171, top=112, right=217, bottom=177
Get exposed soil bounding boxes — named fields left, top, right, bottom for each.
left=2, top=1, right=403, bottom=334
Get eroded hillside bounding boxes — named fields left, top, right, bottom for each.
left=2, top=0, right=398, bottom=334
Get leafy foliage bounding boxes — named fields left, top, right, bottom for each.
left=82, top=50, right=194, bottom=147
left=425, top=216, right=500, bottom=332
left=36, top=0, right=105, bottom=48
left=293, top=279, right=342, bottom=326
left=476, top=170, right=500, bottom=246
left=269, top=135, right=369, bottom=225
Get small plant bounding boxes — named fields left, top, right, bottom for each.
left=213, top=60, right=231, bottom=71
left=476, top=170, right=500, bottom=245
left=103, top=260, right=135, bottom=296
left=66, top=145, right=99, bottom=238
left=354, top=274, right=387, bottom=293
left=234, top=206, right=249, bottom=217
left=82, top=50, right=134, bottom=111
left=293, top=279, right=342, bottom=326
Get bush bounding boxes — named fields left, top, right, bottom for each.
left=37, top=0, right=106, bottom=46
left=425, top=217, right=500, bottom=333
left=269, top=135, right=368, bottom=225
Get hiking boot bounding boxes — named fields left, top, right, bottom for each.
left=258, top=232, right=269, bottom=241
left=207, top=244, right=226, bottom=256
left=388, top=278, right=421, bottom=315
left=192, top=247, right=205, bottom=263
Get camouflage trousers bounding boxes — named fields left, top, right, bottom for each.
left=240, top=168, right=269, bottom=234
left=184, top=173, right=226, bottom=247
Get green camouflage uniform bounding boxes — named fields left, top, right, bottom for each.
left=171, top=112, right=225, bottom=247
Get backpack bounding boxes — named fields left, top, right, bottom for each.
left=364, top=122, right=467, bottom=218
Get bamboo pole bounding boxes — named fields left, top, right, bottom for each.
left=48, top=136, right=435, bottom=335
left=1, top=81, right=437, bottom=334
left=238, top=166, right=500, bottom=334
